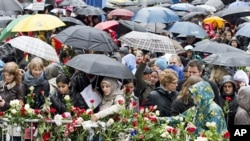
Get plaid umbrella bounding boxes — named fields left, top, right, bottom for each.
left=118, top=31, right=176, bottom=53
left=7, top=36, right=59, bottom=63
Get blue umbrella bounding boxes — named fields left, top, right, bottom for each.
left=167, top=21, right=208, bottom=39
left=235, top=22, right=250, bottom=37
left=132, top=6, right=179, bottom=23
left=170, top=3, right=195, bottom=11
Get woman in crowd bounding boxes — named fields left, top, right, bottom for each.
left=91, top=77, right=125, bottom=121
left=22, top=57, right=50, bottom=109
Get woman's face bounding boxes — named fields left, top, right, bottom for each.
left=31, top=66, right=42, bottom=78
left=4, top=72, right=15, bottom=83
left=136, top=53, right=144, bottom=64
left=101, top=82, right=111, bottom=96
left=150, top=71, right=159, bottom=85
left=165, top=80, right=178, bottom=92
left=231, top=41, right=238, bottom=48
left=57, top=82, right=70, bottom=95
left=223, top=82, right=233, bottom=95
left=225, top=33, right=232, bottom=40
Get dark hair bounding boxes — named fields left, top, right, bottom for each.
left=123, top=79, right=136, bottom=86
left=56, top=73, right=70, bottom=84
left=187, top=59, right=203, bottom=72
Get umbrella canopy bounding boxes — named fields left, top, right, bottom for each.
left=0, top=16, right=15, bottom=28
left=205, top=0, right=224, bottom=11
left=0, top=10, right=7, bottom=16
left=7, top=36, right=59, bottom=63
left=203, top=16, right=226, bottom=29
left=60, top=17, right=84, bottom=26
left=50, top=8, right=76, bottom=17
left=0, top=0, right=23, bottom=12
left=115, top=20, right=147, bottom=35
left=181, top=11, right=208, bottom=21
left=167, top=21, right=208, bottom=39
left=235, top=22, right=250, bottom=38
left=66, top=54, right=135, bottom=79
left=133, top=6, right=179, bottom=23
left=108, top=0, right=136, bottom=6
left=139, top=23, right=166, bottom=33
left=59, top=0, right=87, bottom=7
left=228, top=1, right=249, bottom=9
left=12, top=14, right=66, bottom=32
left=54, top=25, right=118, bottom=52
left=193, top=39, right=246, bottom=54
left=170, top=3, right=196, bottom=11
left=203, top=52, right=250, bottom=67
left=94, top=20, right=119, bottom=30
left=119, top=31, right=176, bottom=53
left=0, top=15, right=31, bottom=41
left=74, top=6, right=106, bottom=16
left=221, top=6, right=250, bottom=25
left=108, top=8, right=134, bottom=17
left=192, top=0, right=207, bottom=5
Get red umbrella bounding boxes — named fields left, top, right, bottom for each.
left=108, top=8, right=134, bottom=17
left=94, top=20, right=119, bottom=30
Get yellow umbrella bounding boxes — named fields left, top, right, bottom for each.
left=203, top=16, right=226, bottom=29
left=12, top=14, right=66, bottom=32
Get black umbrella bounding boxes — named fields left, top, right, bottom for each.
left=66, top=54, right=135, bottom=79
left=221, top=7, right=250, bottom=25
left=59, top=0, right=87, bottom=7
left=203, top=52, right=250, bottom=67
left=115, top=20, right=146, bottom=36
left=193, top=39, right=246, bottom=54
left=54, top=25, right=118, bottom=52
left=60, top=17, right=84, bottom=26
left=75, top=6, right=106, bottom=16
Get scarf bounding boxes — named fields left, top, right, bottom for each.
left=23, top=70, right=45, bottom=87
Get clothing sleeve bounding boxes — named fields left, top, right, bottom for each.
left=94, top=95, right=125, bottom=120
left=50, top=92, right=66, bottom=114
left=42, top=80, right=50, bottom=97
left=235, top=109, right=250, bottom=125
left=143, top=91, right=156, bottom=107
left=171, top=100, right=182, bottom=116
left=134, top=62, right=147, bottom=90
left=208, top=80, right=222, bottom=108
left=17, top=84, right=25, bottom=101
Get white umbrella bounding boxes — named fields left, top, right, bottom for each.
left=7, top=36, right=59, bottom=63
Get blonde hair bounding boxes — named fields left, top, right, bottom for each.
left=3, top=62, right=22, bottom=85
left=160, top=69, right=178, bottom=87
left=28, top=57, right=44, bottom=70
left=209, top=65, right=228, bottom=85
left=177, top=76, right=203, bottom=104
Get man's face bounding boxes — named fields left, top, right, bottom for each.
left=188, top=66, right=202, bottom=77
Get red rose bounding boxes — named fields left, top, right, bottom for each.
left=37, top=0, right=42, bottom=2
left=20, top=107, right=26, bottom=116
left=132, top=101, right=137, bottom=107
left=122, top=118, right=127, bottom=123
left=223, top=131, right=230, bottom=138
left=143, top=125, right=150, bottom=132
left=132, top=121, right=138, bottom=127
left=201, top=133, right=206, bottom=137
left=186, top=127, right=196, bottom=133
left=139, top=134, right=145, bottom=139
left=40, top=90, right=45, bottom=95
left=43, top=132, right=50, bottom=141
left=34, top=109, right=40, bottom=115
left=0, top=111, right=4, bottom=116
left=125, top=87, right=130, bottom=94
left=50, top=108, right=56, bottom=113
left=90, top=99, right=95, bottom=104
left=225, top=96, right=232, bottom=101
left=118, top=99, right=124, bottom=105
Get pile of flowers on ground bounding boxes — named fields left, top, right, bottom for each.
left=0, top=98, right=231, bottom=141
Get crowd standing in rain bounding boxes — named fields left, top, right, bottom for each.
left=1, top=0, right=250, bottom=140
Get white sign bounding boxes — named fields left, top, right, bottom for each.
left=32, top=0, right=45, bottom=11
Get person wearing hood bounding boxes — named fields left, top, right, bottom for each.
left=91, top=77, right=125, bottom=122
left=161, top=81, right=227, bottom=135
left=235, top=86, right=250, bottom=125
left=229, top=36, right=241, bottom=49
left=233, top=69, right=249, bottom=92
left=219, top=75, right=238, bottom=135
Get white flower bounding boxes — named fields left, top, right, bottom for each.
left=179, top=116, right=184, bottom=122
left=140, top=107, right=144, bottom=114
left=24, top=104, right=30, bottom=110
left=29, top=86, right=34, bottom=91
left=11, top=109, right=17, bottom=114
left=106, top=118, right=114, bottom=127
left=27, top=108, right=34, bottom=115
left=10, top=99, right=20, bottom=107
left=75, top=117, right=83, bottom=124
left=153, top=105, right=157, bottom=110
left=206, top=121, right=216, bottom=128
left=145, top=108, right=149, bottom=113
left=196, top=137, right=208, bottom=141
left=64, top=95, right=70, bottom=101
left=86, top=109, right=93, bottom=115
left=155, top=110, right=160, bottom=116
left=54, top=114, right=62, bottom=126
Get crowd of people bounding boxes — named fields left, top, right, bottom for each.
left=1, top=0, right=250, bottom=140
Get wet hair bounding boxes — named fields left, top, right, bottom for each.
left=28, top=57, right=44, bottom=70
left=56, top=73, right=70, bottom=84
left=160, top=69, right=178, bottom=87
left=187, top=59, right=203, bottom=72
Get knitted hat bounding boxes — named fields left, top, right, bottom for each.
left=233, top=70, right=249, bottom=85
left=154, top=57, right=167, bottom=71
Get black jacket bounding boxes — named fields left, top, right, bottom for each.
left=50, top=91, right=69, bottom=114
left=144, top=87, right=178, bottom=117
left=171, top=98, right=194, bottom=116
